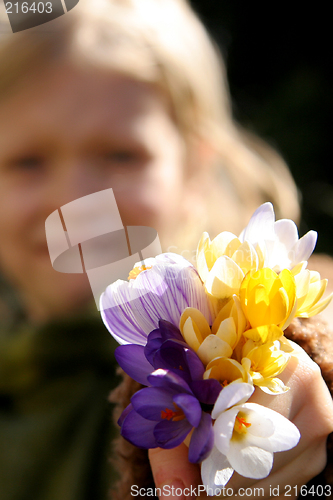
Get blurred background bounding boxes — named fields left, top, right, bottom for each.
left=191, top=1, right=333, bottom=255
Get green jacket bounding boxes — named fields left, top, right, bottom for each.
left=0, top=313, right=120, bottom=500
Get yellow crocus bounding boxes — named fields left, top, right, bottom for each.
left=241, top=341, right=290, bottom=394
left=294, top=269, right=333, bottom=317
left=196, top=232, right=260, bottom=312
left=180, top=308, right=232, bottom=366
left=197, top=232, right=242, bottom=282
left=211, top=296, right=247, bottom=347
left=239, top=268, right=296, bottom=329
left=204, top=357, right=250, bottom=385
left=179, top=297, right=246, bottom=366
left=243, top=324, right=284, bottom=345
left=203, top=340, right=289, bottom=393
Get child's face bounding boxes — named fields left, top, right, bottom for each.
left=0, top=63, right=187, bottom=321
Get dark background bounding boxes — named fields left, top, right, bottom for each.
left=191, top=2, right=332, bottom=255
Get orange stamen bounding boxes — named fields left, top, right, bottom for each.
left=235, top=415, right=251, bottom=433
left=161, top=404, right=185, bottom=422
left=128, top=265, right=153, bottom=280
left=161, top=408, right=176, bottom=421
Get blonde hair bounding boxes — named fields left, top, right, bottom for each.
left=0, top=0, right=300, bottom=250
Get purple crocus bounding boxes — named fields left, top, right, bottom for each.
left=114, top=320, right=185, bottom=387
left=100, top=253, right=212, bottom=345
left=115, top=320, right=222, bottom=401
left=115, top=322, right=222, bottom=462
left=144, top=320, right=204, bottom=384
left=120, top=369, right=215, bottom=463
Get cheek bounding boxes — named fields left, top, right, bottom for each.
left=0, top=185, right=42, bottom=237
left=0, top=193, right=24, bottom=248
left=112, top=160, right=185, bottom=230
left=0, top=207, right=26, bottom=282
left=0, top=181, right=45, bottom=276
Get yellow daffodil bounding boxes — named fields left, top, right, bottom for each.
left=294, top=269, right=333, bottom=317
left=239, top=268, right=296, bottom=330
left=179, top=297, right=246, bottom=366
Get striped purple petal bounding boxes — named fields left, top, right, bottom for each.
left=100, top=253, right=211, bottom=345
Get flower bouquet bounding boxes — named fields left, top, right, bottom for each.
left=100, top=203, right=332, bottom=492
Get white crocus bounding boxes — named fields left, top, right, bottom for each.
left=196, top=203, right=317, bottom=310
left=239, top=202, right=317, bottom=272
left=201, top=383, right=300, bottom=492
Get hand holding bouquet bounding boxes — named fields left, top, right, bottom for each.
left=101, top=203, right=333, bottom=492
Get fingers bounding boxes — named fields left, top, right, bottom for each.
left=232, top=436, right=328, bottom=499
left=250, top=342, right=333, bottom=433
left=227, top=344, right=333, bottom=496
left=149, top=444, right=201, bottom=499
left=148, top=344, right=333, bottom=499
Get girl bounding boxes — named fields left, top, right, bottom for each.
left=0, top=1, right=332, bottom=498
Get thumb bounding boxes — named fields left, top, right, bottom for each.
left=149, top=444, right=203, bottom=499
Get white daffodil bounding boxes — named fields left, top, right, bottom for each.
left=201, top=383, right=300, bottom=491
left=239, top=202, right=317, bottom=273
